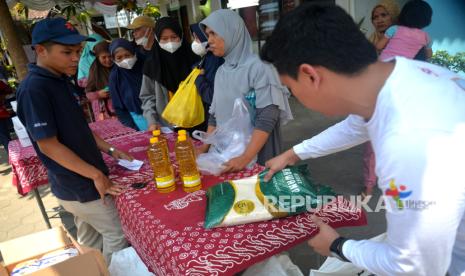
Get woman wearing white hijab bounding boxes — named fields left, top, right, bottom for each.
left=200, top=9, right=293, bottom=173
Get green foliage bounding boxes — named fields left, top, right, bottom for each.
left=58, top=0, right=88, bottom=22
left=141, top=2, right=161, bottom=19
left=117, top=0, right=138, bottom=12
left=430, top=50, right=465, bottom=73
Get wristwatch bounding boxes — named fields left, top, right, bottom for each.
left=107, top=146, right=115, bottom=156
left=329, top=237, right=350, bottom=262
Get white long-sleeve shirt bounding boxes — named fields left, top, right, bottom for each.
left=293, top=57, right=465, bottom=276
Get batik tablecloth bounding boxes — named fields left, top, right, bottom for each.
left=105, top=132, right=367, bottom=276
left=8, top=119, right=136, bottom=195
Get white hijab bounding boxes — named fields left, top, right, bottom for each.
left=201, top=9, right=293, bottom=126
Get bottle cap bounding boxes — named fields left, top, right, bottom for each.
left=150, top=137, right=158, bottom=144
left=152, top=129, right=161, bottom=136
left=178, top=135, right=187, bottom=142
left=178, top=129, right=187, bottom=136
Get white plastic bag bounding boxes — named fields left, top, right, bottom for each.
left=108, top=247, right=154, bottom=276
left=193, top=98, right=256, bottom=175
left=12, top=116, right=32, bottom=147
left=309, top=233, right=387, bottom=276
left=243, top=254, right=304, bottom=276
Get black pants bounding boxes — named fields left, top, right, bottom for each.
left=0, top=117, right=12, bottom=153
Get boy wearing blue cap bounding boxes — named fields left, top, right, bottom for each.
left=16, top=18, right=129, bottom=264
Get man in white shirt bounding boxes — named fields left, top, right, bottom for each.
left=260, top=3, right=465, bottom=276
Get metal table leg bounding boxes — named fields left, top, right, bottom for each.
left=33, top=188, right=51, bottom=229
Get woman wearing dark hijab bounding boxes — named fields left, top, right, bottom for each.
left=109, top=38, right=147, bottom=130
left=140, top=17, right=199, bottom=131
left=190, top=23, right=224, bottom=132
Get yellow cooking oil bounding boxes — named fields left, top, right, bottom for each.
left=175, top=134, right=201, bottom=192
left=147, top=137, right=175, bottom=193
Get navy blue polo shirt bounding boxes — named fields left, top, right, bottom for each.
left=16, top=64, right=109, bottom=202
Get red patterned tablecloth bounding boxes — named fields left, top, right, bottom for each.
left=8, top=119, right=136, bottom=195
left=89, top=119, right=136, bottom=140
left=106, top=132, right=367, bottom=276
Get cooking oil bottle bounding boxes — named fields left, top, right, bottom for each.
left=147, top=137, right=175, bottom=193
left=152, top=129, right=169, bottom=154
left=175, top=133, right=201, bottom=192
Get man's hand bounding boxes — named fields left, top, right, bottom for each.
left=263, top=149, right=300, bottom=181
left=222, top=154, right=251, bottom=173
left=93, top=171, right=112, bottom=202
left=93, top=172, right=126, bottom=204
left=307, top=215, right=340, bottom=256
left=111, top=148, right=134, bottom=161
left=105, top=183, right=127, bottom=196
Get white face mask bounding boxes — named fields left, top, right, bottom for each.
left=159, top=41, right=182, bottom=53
left=135, top=36, right=148, bottom=47
left=191, top=40, right=208, bottom=56
left=135, top=28, right=150, bottom=47
left=115, top=56, right=137, bottom=70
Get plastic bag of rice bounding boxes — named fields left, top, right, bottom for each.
left=204, top=165, right=336, bottom=228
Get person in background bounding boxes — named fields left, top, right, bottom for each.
left=199, top=10, right=293, bottom=171
left=127, top=15, right=156, bottom=55
left=0, top=73, right=12, bottom=153
left=140, top=17, right=199, bottom=131
left=0, top=64, right=9, bottom=81
left=189, top=23, right=224, bottom=132
left=363, top=0, right=400, bottom=197
left=377, top=0, right=433, bottom=61
left=362, top=0, right=433, bottom=197
left=77, top=33, right=103, bottom=88
left=17, top=18, right=130, bottom=264
left=109, top=38, right=147, bottom=131
left=85, top=41, right=115, bottom=121
left=368, top=0, right=400, bottom=55
left=261, top=3, right=465, bottom=275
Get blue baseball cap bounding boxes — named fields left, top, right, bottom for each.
left=32, top=17, right=96, bottom=46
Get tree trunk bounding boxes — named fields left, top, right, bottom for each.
left=0, top=0, right=29, bottom=81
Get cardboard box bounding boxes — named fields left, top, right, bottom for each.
left=0, top=226, right=109, bottom=276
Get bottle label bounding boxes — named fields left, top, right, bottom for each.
left=182, top=174, right=201, bottom=187
left=156, top=175, right=175, bottom=188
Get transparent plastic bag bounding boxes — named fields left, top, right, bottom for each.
left=192, top=98, right=256, bottom=175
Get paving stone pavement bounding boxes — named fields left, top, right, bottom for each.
left=0, top=150, right=62, bottom=243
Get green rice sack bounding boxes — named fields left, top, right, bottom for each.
left=204, top=165, right=336, bottom=228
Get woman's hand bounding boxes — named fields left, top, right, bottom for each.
left=148, top=124, right=160, bottom=131
left=195, top=144, right=210, bottom=156
left=98, top=89, right=110, bottom=99
left=221, top=154, right=252, bottom=173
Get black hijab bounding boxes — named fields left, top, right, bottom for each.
left=143, top=17, right=199, bottom=92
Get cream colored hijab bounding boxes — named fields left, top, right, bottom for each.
left=201, top=9, right=293, bottom=126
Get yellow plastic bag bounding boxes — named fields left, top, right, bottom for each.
left=161, top=68, right=204, bottom=128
